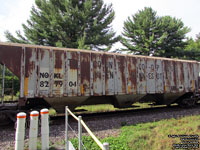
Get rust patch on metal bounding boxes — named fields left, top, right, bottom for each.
left=69, top=52, right=78, bottom=69
left=104, top=54, right=114, bottom=95
left=25, top=47, right=35, bottom=77
left=117, top=55, right=126, bottom=93
left=92, top=53, right=102, bottom=96
left=172, top=61, right=177, bottom=92
left=163, top=60, right=170, bottom=92
left=80, top=52, right=90, bottom=95
left=188, top=63, right=194, bottom=91
left=0, top=45, right=22, bottom=78
left=127, top=57, right=137, bottom=94
left=40, top=49, right=45, bottom=60
left=54, top=50, right=63, bottom=69
left=132, top=57, right=137, bottom=92
left=179, top=62, right=184, bottom=83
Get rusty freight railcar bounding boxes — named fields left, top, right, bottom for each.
left=0, top=42, right=199, bottom=113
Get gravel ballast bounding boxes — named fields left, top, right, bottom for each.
left=1, top=106, right=200, bottom=149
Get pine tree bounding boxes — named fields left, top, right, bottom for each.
left=121, top=7, right=190, bottom=57
left=5, top=0, right=119, bottom=51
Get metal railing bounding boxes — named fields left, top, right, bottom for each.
left=65, top=106, right=109, bottom=150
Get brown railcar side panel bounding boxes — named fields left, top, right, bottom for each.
left=92, top=53, right=102, bottom=96
left=68, top=51, right=78, bottom=96
left=53, top=50, right=64, bottom=96
left=127, top=56, right=137, bottom=94
left=163, top=60, right=171, bottom=93
left=54, top=50, right=63, bottom=69
left=176, top=61, right=185, bottom=93
left=171, top=61, right=177, bottom=93
left=2, top=43, right=200, bottom=100
left=25, top=48, right=36, bottom=97
left=188, top=63, right=194, bottom=92
left=193, top=63, right=199, bottom=92
left=155, top=59, right=164, bottom=93
left=183, top=62, right=189, bottom=92
left=80, top=52, right=90, bottom=96
left=116, top=55, right=126, bottom=94
left=0, top=45, right=22, bottom=78
left=136, top=57, right=146, bottom=94
left=105, top=55, right=114, bottom=95
left=25, top=48, right=35, bottom=78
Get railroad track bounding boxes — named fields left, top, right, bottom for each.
left=50, top=104, right=200, bottom=127
left=2, top=103, right=200, bottom=129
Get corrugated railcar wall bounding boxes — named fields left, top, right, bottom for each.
left=53, top=50, right=65, bottom=96
left=163, top=60, right=171, bottom=93
left=183, top=62, right=190, bottom=92
left=127, top=56, right=137, bottom=94
left=155, top=59, right=164, bottom=93
left=188, top=63, right=195, bottom=92
left=176, top=61, right=185, bottom=93
left=116, top=55, right=127, bottom=94
left=67, top=51, right=79, bottom=96
left=91, top=53, right=103, bottom=96
left=193, top=63, right=199, bottom=93
left=80, top=52, right=90, bottom=96
left=21, top=46, right=200, bottom=100
left=104, top=54, right=114, bottom=95
left=146, top=58, right=155, bottom=94
left=24, top=47, right=37, bottom=98
left=136, top=57, right=146, bottom=94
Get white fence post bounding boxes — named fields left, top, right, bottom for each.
left=78, top=116, right=82, bottom=150
left=65, top=106, right=69, bottom=150
left=29, top=111, right=39, bottom=150
left=40, top=108, right=49, bottom=150
left=15, top=112, right=26, bottom=150
left=103, top=142, right=109, bottom=150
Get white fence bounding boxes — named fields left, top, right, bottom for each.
left=65, top=106, right=109, bottom=150
left=15, top=108, right=49, bottom=150
left=14, top=106, right=109, bottom=150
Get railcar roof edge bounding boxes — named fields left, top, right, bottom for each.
left=0, top=42, right=198, bottom=63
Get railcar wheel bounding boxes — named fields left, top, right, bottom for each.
left=0, top=112, right=13, bottom=126
left=178, top=97, right=197, bottom=108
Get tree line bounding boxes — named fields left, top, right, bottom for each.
left=4, top=0, right=200, bottom=60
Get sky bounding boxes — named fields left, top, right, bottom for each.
left=0, top=0, right=200, bottom=49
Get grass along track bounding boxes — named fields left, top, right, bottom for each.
left=70, top=115, right=200, bottom=150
